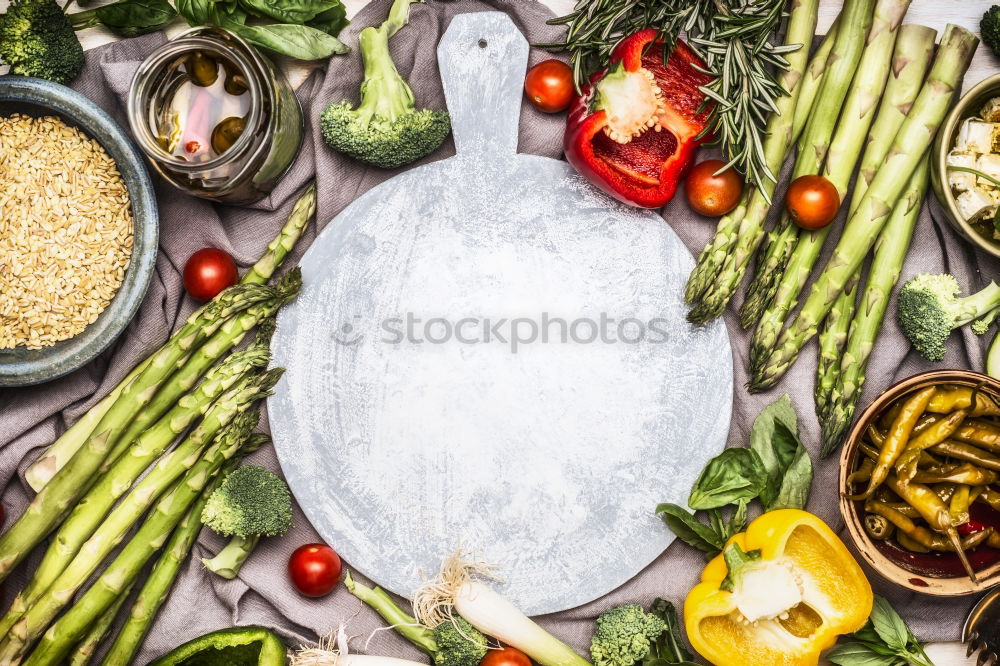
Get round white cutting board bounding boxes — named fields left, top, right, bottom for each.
left=270, top=12, right=733, bottom=615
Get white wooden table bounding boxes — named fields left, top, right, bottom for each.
left=0, top=0, right=991, bottom=663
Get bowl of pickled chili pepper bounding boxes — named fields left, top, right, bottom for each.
left=840, top=369, right=1000, bottom=596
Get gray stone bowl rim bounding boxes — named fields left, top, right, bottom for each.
left=0, top=76, right=158, bottom=387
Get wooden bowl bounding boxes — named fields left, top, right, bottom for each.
left=839, top=369, right=1000, bottom=596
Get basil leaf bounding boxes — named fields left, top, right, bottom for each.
left=726, top=499, right=748, bottom=539
left=306, top=4, right=349, bottom=37
left=223, top=21, right=349, bottom=59
left=237, top=0, right=341, bottom=25
left=646, top=598, right=695, bottom=665
left=655, top=503, right=724, bottom=556
left=749, top=395, right=798, bottom=507
left=868, top=597, right=910, bottom=651
left=175, top=0, right=215, bottom=25
left=687, top=448, right=767, bottom=510
left=94, top=0, right=177, bottom=37
left=771, top=432, right=813, bottom=510
left=825, top=642, right=899, bottom=666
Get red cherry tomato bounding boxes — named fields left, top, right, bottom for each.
left=785, top=175, right=840, bottom=230
left=183, top=248, right=238, bottom=302
left=684, top=160, right=743, bottom=217
left=481, top=647, right=533, bottom=666
left=288, top=543, right=342, bottom=597
left=524, top=60, right=574, bottom=113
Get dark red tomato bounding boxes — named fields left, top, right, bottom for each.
left=684, top=160, right=743, bottom=216
left=481, top=647, right=533, bottom=666
left=524, top=60, right=574, bottom=113
left=786, top=175, right=840, bottom=230
left=183, top=248, right=238, bottom=302
left=288, top=543, right=342, bottom=597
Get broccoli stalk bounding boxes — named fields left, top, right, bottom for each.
left=200, top=465, right=292, bottom=580
left=345, top=571, right=487, bottom=666
left=897, top=273, right=1000, bottom=361
left=320, top=0, right=450, bottom=169
left=0, top=0, right=84, bottom=84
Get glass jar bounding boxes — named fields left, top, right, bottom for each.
left=127, top=27, right=303, bottom=205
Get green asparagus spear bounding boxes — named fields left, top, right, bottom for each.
left=790, top=20, right=840, bottom=144
left=4, top=383, right=277, bottom=665
left=23, top=183, right=315, bottom=492
left=242, top=182, right=316, bottom=285
left=814, top=25, right=936, bottom=427
left=67, top=583, right=134, bottom=666
left=815, top=280, right=858, bottom=419
left=739, top=0, right=880, bottom=333
left=100, top=434, right=271, bottom=666
left=750, top=25, right=979, bottom=392
left=822, top=158, right=930, bottom=453
left=0, top=347, right=270, bottom=638
left=682, top=0, right=819, bottom=308
left=748, top=0, right=907, bottom=372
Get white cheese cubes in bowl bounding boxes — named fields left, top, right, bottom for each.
left=932, top=73, right=1000, bottom=258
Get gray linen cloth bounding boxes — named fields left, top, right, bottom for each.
left=0, top=0, right=993, bottom=661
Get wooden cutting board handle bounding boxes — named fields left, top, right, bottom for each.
left=437, top=12, right=529, bottom=158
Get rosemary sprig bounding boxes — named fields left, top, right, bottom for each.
left=544, top=0, right=798, bottom=191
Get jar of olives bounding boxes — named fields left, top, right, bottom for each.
left=128, top=28, right=303, bottom=205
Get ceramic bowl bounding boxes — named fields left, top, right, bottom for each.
left=930, top=73, right=1000, bottom=258
left=840, top=369, right=1000, bottom=596
left=0, top=77, right=158, bottom=387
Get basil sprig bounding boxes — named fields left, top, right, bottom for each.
left=643, top=599, right=699, bottom=666
left=656, top=395, right=813, bottom=558
left=826, top=597, right=936, bottom=666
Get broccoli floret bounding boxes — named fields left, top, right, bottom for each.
left=984, top=6, right=1000, bottom=57
left=345, top=571, right=487, bottom=666
left=201, top=465, right=292, bottom=579
left=0, top=0, right=84, bottom=84
left=897, top=273, right=1000, bottom=361
left=320, top=0, right=450, bottom=169
left=974, top=307, right=1000, bottom=335
left=590, top=604, right=667, bottom=666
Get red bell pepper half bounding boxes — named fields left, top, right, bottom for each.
left=564, top=31, right=713, bottom=209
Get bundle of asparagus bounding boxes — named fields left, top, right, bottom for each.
left=749, top=25, right=979, bottom=392
left=0, top=182, right=317, bottom=663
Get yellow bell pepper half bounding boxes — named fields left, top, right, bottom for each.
left=684, top=509, right=872, bottom=666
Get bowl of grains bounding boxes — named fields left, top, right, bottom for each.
left=0, top=77, right=158, bottom=386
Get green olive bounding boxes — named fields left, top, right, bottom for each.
left=223, top=62, right=249, bottom=96
left=188, top=51, right=219, bottom=87
left=211, top=116, right=246, bottom=155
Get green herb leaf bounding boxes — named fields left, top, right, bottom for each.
left=726, top=499, right=748, bottom=539
left=237, top=0, right=342, bottom=25
left=222, top=20, right=349, bottom=59
left=655, top=503, right=725, bottom=556
left=646, top=598, right=695, bottom=665
left=687, top=448, right=767, bottom=510
left=771, top=433, right=813, bottom=510
left=719, top=543, right=761, bottom=592
left=868, top=597, right=910, bottom=651
left=749, top=395, right=813, bottom=511
left=825, top=642, right=900, bottom=666
left=91, top=0, right=176, bottom=37
left=175, top=0, right=214, bottom=26
left=306, top=4, right=349, bottom=37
